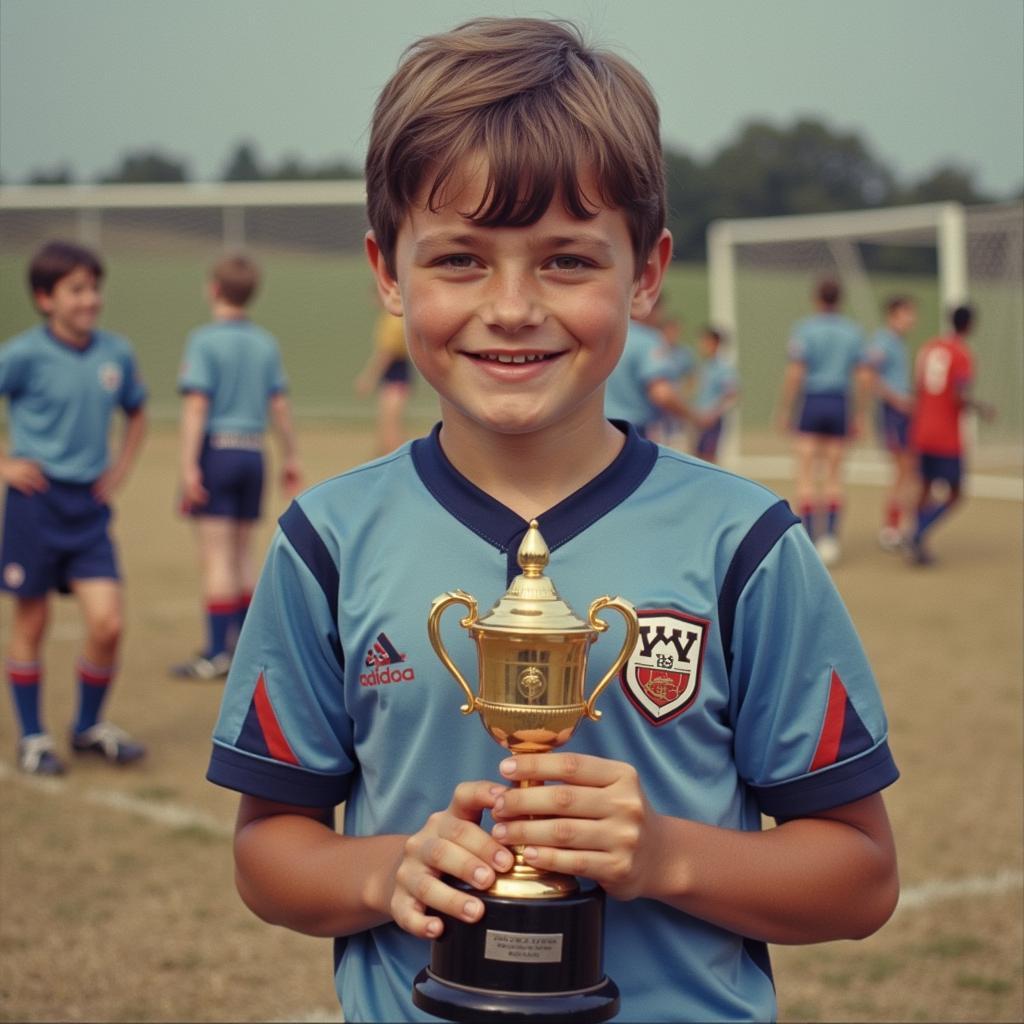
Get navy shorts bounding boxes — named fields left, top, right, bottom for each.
left=380, top=358, right=410, bottom=385
left=695, top=419, right=724, bottom=458
left=1, top=481, right=119, bottom=598
left=878, top=403, right=911, bottom=452
left=797, top=392, right=848, bottom=437
left=188, top=439, right=264, bottom=521
left=920, top=453, right=962, bottom=489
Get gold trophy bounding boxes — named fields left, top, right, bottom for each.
left=412, top=521, right=639, bottom=1024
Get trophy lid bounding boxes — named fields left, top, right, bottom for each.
left=474, top=521, right=592, bottom=634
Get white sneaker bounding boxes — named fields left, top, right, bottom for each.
left=878, top=527, right=903, bottom=552
left=816, top=534, right=841, bottom=567
left=17, top=733, right=66, bottom=775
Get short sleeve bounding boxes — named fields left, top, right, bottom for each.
left=637, top=340, right=677, bottom=385
left=207, top=510, right=354, bottom=808
left=119, top=347, right=147, bottom=412
left=726, top=519, right=898, bottom=820
left=177, top=332, right=214, bottom=395
left=0, top=339, right=29, bottom=397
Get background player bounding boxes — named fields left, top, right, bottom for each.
left=354, top=290, right=413, bottom=455
left=0, top=241, right=147, bottom=774
left=604, top=306, right=692, bottom=437
left=172, top=254, right=301, bottom=680
left=691, top=326, right=739, bottom=463
left=866, top=296, right=917, bottom=550
left=777, top=278, right=869, bottom=566
left=206, top=20, right=898, bottom=1023
left=908, top=304, right=993, bottom=565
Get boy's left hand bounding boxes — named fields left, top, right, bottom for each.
left=281, top=459, right=303, bottom=498
left=92, top=465, right=126, bottom=503
left=490, top=753, right=665, bottom=902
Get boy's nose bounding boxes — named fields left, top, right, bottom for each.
left=480, top=274, right=544, bottom=334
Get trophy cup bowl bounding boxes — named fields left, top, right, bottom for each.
left=412, top=521, right=639, bottom=1023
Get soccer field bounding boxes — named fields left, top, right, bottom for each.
left=1, top=423, right=1021, bottom=1022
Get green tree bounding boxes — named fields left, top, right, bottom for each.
left=222, top=141, right=264, bottom=182
left=903, top=163, right=993, bottom=205
left=98, top=149, right=189, bottom=183
left=28, top=162, right=76, bottom=185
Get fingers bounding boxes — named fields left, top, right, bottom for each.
left=498, top=752, right=626, bottom=788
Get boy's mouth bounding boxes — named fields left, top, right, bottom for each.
left=471, top=352, right=560, bottom=365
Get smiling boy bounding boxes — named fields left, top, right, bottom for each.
left=207, top=19, right=899, bottom=1022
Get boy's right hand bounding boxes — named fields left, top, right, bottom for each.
left=390, top=780, right=513, bottom=939
left=0, top=458, right=48, bottom=495
left=180, top=465, right=209, bottom=509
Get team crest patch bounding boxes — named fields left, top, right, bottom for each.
left=620, top=609, right=709, bottom=725
left=3, top=563, right=25, bottom=589
left=98, top=363, right=122, bottom=392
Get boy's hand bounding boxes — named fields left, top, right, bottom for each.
left=0, top=458, right=48, bottom=495
left=390, top=780, right=513, bottom=939
left=490, top=753, right=665, bottom=903
left=92, top=463, right=128, bottom=503
left=180, top=465, right=209, bottom=509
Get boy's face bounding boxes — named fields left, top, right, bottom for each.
left=35, top=266, right=102, bottom=343
left=368, top=160, right=669, bottom=440
left=889, top=303, right=916, bottom=335
left=698, top=333, right=718, bottom=358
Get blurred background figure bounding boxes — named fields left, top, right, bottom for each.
left=690, top=326, right=739, bottom=464
left=355, top=293, right=411, bottom=456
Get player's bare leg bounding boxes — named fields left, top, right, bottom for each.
left=880, top=449, right=916, bottom=550
left=69, top=577, right=143, bottom=764
left=817, top=437, right=846, bottom=566
left=793, top=433, right=819, bottom=541
left=231, top=520, right=258, bottom=648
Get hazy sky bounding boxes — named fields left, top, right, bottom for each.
left=1, top=0, right=1022, bottom=195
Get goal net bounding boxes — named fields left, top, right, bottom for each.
left=0, top=181, right=441, bottom=422
left=707, top=201, right=1023, bottom=472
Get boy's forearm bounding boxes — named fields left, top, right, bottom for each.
left=112, top=408, right=147, bottom=475
left=269, top=394, right=298, bottom=460
left=179, top=395, right=208, bottom=474
left=643, top=795, right=898, bottom=945
left=234, top=812, right=406, bottom=937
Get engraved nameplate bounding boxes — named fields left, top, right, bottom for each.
left=484, top=929, right=564, bottom=964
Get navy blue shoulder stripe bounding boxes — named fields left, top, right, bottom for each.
left=718, top=499, right=800, bottom=678
left=278, top=501, right=345, bottom=671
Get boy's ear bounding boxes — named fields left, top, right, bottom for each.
left=33, top=290, right=53, bottom=315
left=630, top=229, right=673, bottom=321
left=365, top=231, right=403, bottom=317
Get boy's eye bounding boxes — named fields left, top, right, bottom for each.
left=437, top=254, right=478, bottom=270
left=547, top=255, right=590, bottom=272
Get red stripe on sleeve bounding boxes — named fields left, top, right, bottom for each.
left=810, top=669, right=847, bottom=772
left=253, top=672, right=300, bottom=766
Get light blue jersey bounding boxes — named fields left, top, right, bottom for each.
left=788, top=313, right=866, bottom=395
left=208, top=424, right=898, bottom=1023
left=604, top=321, right=684, bottom=430
left=694, top=355, right=739, bottom=413
left=867, top=327, right=910, bottom=401
left=0, top=326, right=146, bottom=483
left=178, top=319, right=287, bottom=435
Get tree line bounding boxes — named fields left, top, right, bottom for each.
left=17, top=118, right=1020, bottom=261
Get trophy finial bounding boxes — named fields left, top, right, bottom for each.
left=518, top=520, right=549, bottom=578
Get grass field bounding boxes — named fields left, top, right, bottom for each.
left=1, top=423, right=1022, bottom=1022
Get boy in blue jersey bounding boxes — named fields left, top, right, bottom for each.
left=777, top=278, right=870, bottom=566
left=207, top=19, right=899, bottom=1023
left=1, top=241, right=148, bottom=774
left=866, top=296, right=917, bottom=550
left=172, top=254, right=301, bottom=680
left=691, top=327, right=739, bottom=463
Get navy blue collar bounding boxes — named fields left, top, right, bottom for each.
left=45, top=325, right=95, bottom=354
left=411, top=421, right=659, bottom=582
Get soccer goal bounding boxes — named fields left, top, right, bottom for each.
left=706, top=201, right=1023, bottom=475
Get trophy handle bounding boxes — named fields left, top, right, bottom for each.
left=427, top=590, right=480, bottom=715
left=583, top=596, right=640, bottom=721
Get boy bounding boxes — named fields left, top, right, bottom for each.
left=777, top=278, right=870, bottom=566
left=604, top=301, right=692, bottom=437
left=691, top=326, right=739, bottom=463
left=1, top=241, right=147, bottom=774
left=354, top=292, right=413, bottom=455
left=908, top=304, right=992, bottom=565
left=866, top=296, right=917, bottom=550
left=171, top=254, right=301, bottom=680
left=207, top=19, right=899, bottom=1023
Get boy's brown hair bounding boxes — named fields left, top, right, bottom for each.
left=211, top=253, right=260, bottom=307
left=28, top=240, right=104, bottom=297
left=816, top=278, right=842, bottom=308
left=365, top=17, right=665, bottom=279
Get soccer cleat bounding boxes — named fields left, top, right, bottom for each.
left=17, top=733, right=66, bottom=776
left=907, top=538, right=935, bottom=567
left=877, top=526, right=904, bottom=552
left=815, top=534, right=841, bottom=567
left=169, top=651, right=232, bottom=680
left=71, top=721, right=147, bottom=765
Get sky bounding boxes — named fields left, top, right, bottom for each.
left=1, top=0, right=1022, bottom=196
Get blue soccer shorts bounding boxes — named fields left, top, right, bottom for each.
left=797, top=392, right=848, bottom=437
left=879, top=403, right=911, bottom=453
left=1, top=481, right=119, bottom=597
left=695, top=418, right=724, bottom=459
left=187, top=437, right=264, bottom=521
left=919, top=453, right=963, bottom=489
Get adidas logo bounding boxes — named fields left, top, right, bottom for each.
left=360, top=632, right=416, bottom=687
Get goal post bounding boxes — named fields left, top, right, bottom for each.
left=706, top=201, right=1022, bottom=468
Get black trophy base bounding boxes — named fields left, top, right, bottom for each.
left=412, top=878, right=619, bottom=1023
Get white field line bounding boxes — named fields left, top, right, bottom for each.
left=896, top=867, right=1024, bottom=912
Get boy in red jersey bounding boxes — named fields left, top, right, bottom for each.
left=908, top=305, right=993, bottom=564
